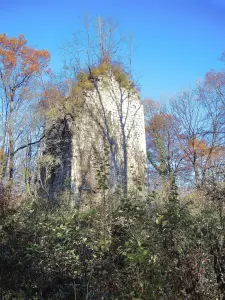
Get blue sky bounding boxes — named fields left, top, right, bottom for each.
left=1, top=0, right=225, bottom=100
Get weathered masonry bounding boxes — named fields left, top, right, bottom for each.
left=41, top=65, right=146, bottom=202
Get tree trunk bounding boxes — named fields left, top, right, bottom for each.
left=7, top=96, right=14, bottom=194
left=121, top=123, right=128, bottom=194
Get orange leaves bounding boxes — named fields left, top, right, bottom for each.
left=38, top=82, right=64, bottom=111
left=144, top=99, right=174, bottom=137
left=0, top=34, right=27, bottom=68
left=0, top=33, right=26, bottom=50
left=210, top=146, right=225, bottom=161
left=146, top=113, right=174, bottom=140
left=186, top=138, right=225, bottom=162
left=21, top=47, right=49, bottom=66
left=18, top=46, right=50, bottom=75
left=187, top=139, right=208, bottom=156
left=0, top=33, right=50, bottom=81
left=150, top=113, right=172, bottom=130
left=0, top=48, right=17, bottom=68
left=143, top=98, right=160, bottom=111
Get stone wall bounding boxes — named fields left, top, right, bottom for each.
left=41, top=116, right=73, bottom=200
left=42, top=73, right=146, bottom=203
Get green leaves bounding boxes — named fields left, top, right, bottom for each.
left=0, top=181, right=224, bottom=299
left=156, top=214, right=164, bottom=225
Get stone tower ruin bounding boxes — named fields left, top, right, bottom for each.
left=41, top=64, right=146, bottom=203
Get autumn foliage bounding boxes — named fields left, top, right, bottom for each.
left=0, top=33, right=50, bottom=190
left=0, top=33, right=50, bottom=79
left=1, top=22, right=225, bottom=300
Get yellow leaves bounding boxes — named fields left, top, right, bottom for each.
left=0, top=148, right=7, bottom=179
left=74, top=62, right=133, bottom=95
left=79, top=79, right=94, bottom=90
left=155, top=215, right=168, bottom=227
left=77, top=70, right=88, bottom=82
left=64, top=99, right=83, bottom=115
left=74, top=80, right=93, bottom=93
left=45, top=107, right=58, bottom=121
left=99, top=61, right=111, bottom=73
left=91, top=67, right=102, bottom=77
left=76, top=62, right=111, bottom=89
left=76, top=70, right=94, bottom=91
left=112, top=64, right=130, bottom=88
left=155, top=214, right=164, bottom=225
left=73, top=85, right=82, bottom=95
left=91, top=61, right=111, bottom=77
left=0, top=148, right=6, bottom=162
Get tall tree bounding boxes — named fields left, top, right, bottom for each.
left=171, top=86, right=225, bottom=189
left=0, top=33, right=50, bottom=193
left=144, top=99, right=183, bottom=189
left=197, top=70, right=225, bottom=185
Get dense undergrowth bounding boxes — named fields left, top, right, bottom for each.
left=0, top=183, right=224, bottom=299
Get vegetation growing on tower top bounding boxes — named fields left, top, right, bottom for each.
left=73, top=60, right=136, bottom=95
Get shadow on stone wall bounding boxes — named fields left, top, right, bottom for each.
left=41, top=117, right=72, bottom=201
